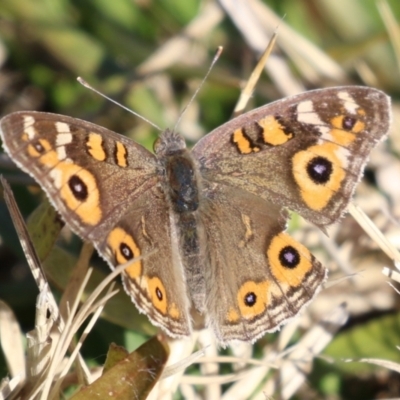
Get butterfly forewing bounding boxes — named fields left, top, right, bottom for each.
left=192, top=86, right=391, bottom=229
left=0, top=112, right=157, bottom=240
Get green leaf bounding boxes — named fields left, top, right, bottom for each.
left=71, top=336, right=169, bottom=400
left=324, top=312, right=400, bottom=373
left=26, top=199, right=63, bottom=261
left=103, top=343, right=129, bottom=373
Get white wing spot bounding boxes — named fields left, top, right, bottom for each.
left=334, top=145, right=350, bottom=168
left=49, top=168, right=62, bottom=189
left=55, top=122, right=73, bottom=161
left=56, top=132, right=73, bottom=146
left=23, top=115, right=36, bottom=139
left=297, top=101, right=323, bottom=124
left=338, top=92, right=358, bottom=114
left=56, top=146, right=68, bottom=161
left=55, top=122, right=71, bottom=135
left=55, top=123, right=72, bottom=145
left=297, top=100, right=329, bottom=136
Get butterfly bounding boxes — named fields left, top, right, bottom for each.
left=0, top=86, right=390, bottom=344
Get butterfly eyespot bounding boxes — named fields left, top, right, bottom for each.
left=107, top=228, right=141, bottom=275
left=27, top=138, right=52, bottom=158
left=330, top=114, right=365, bottom=145
left=33, top=141, right=45, bottom=153
left=236, top=281, right=269, bottom=319
left=53, top=163, right=102, bottom=225
left=244, top=292, right=257, bottom=307
left=147, top=277, right=167, bottom=314
left=68, top=174, right=88, bottom=201
left=279, top=246, right=300, bottom=269
left=306, top=156, right=333, bottom=185
left=342, top=116, right=357, bottom=130
left=268, top=233, right=312, bottom=287
left=155, top=287, right=163, bottom=301
left=292, top=143, right=345, bottom=210
left=120, top=242, right=134, bottom=260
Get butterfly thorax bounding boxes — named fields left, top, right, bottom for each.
left=166, top=155, right=199, bottom=212
left=155, top=129, right=199, bottom=213
left=155, top=129, right=206, bottom=311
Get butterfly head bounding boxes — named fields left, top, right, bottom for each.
left=154, top=129, right=186, bottom=156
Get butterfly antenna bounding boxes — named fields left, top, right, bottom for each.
left=77, top=77, right=162, bottom=132
left=174, top=46, right=223, bottom=132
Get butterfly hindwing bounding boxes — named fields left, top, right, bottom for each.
left=198, top=184, right=327, bottom=343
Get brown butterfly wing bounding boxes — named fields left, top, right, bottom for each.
left=198, top=184, right=327, bottom=343
left=0, top=111, right=192, bottom=337
left=193, top=87, right=390, bottom=229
